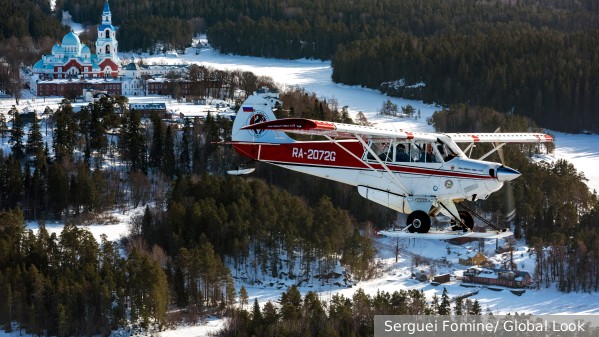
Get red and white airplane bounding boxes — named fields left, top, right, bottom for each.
left=230, top=90, right=553, bottom=239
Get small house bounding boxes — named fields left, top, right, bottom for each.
left=459, top=252, right=489, bottom=266
left=433, top=274, right=450, bottom=284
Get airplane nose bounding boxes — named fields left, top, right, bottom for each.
left=495, top=166, right=521, bottom=182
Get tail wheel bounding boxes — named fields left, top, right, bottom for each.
left=451, top=210, right=474, bottom=230
left=407, top=211, right=431, bottom=233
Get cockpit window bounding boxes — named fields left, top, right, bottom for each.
left=365, top=142, right=392, bottom=161
left=365, top=141, right=452, bottom=163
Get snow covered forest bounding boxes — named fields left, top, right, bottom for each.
left=1, top=0, right=599, bottom=336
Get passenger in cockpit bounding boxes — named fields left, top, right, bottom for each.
left=421, top=144, right=436, bottom=163
left=396, top=144, right=410, bottom=162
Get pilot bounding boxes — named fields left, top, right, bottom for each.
left=395, top=144, right=410, bottom=162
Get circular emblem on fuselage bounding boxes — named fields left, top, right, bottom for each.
left=248, top=111, right=268, bottom=138
left=445, top=180, right=454, bottom=189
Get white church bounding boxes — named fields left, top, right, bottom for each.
left=30, top=0, right=189, bottom=97
left=32, top=1, right=119, bottom=81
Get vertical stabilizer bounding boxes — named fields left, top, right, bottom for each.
left=231, top=88, right=295, bottom=143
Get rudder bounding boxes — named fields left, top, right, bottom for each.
left=231, top=88, right=295, bottom=144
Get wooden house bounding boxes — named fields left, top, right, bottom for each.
left=432, top=274, right=450, bottom=284
left=459, top=252, right=489, bottom=266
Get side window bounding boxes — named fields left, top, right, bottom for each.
left=365, top=142, right=392, bottom=162
left=412, top=142, right=440, bottom=163
left=395, top=143, right=411, bottom=162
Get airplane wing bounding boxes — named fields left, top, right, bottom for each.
left=241, top=118, right=438, bottom=142
left=444, top=133, right=553, bottom=143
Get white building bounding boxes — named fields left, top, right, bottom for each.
left=30, top=0, right=120, bottom=96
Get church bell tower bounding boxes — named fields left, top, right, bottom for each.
left=96, top=0, right=118, bottom=63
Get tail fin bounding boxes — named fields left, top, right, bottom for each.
left=231, top=89, right=295, bottom=143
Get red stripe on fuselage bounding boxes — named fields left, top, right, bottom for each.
left=232, top=141, right=492, bottom=180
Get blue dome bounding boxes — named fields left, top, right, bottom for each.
left=62, top=32, right=81, bottom=46
left=125, top=62, right=140, bottom=70
left=33, top=60, right=45, bottom=69
left=81, top=45, right=91, bottom=54
left=52, top=44, right=63, bottom=54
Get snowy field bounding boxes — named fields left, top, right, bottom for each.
left=3, top=37, right=599, bottom=336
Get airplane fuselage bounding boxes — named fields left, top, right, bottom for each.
left=233, top=139, right=507, bottom=214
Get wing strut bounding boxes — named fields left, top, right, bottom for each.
left=324, top=135, right=411, bottom=196
left=463, top=143, right=475, bottom=158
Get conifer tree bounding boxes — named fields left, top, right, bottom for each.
left=454, top=297, right=463, bottom=315
left=162, top=125, right=175, bottom=177
left=8, top=106, right=24, bottom=160
left=239, top=285, right=248, bottom=309
left=2, top=156, right=23, bottom=209
left=53, top=100, right=78, bottom=162
left=78, top=105, right=91, bottom=152
left=225, top=272, right=236, bottom=307
left=469, top=299, right=482, bottom=315
left=179, top=120, right=191, bottom=174
left=280, top=285, right=302, bottom=320
left=429, top=294, right=440, bottom=315
left=122, top=109, right=147, bottom=173
left=47, top=162, right=69, bottom=218
left=0, top=113, right=7, bottom=144
left=149, top=112, right=164, bottom=170
left=250, top=298, right=263, bottom=336
left=262, top=301, right=279, bottom=326
left=89, top=102, right=107, bottom=154
left=26, top=113, right=43, bottom=156
left=439, top=287, right=451, bottom=315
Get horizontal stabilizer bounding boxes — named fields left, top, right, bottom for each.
left=226, top=168, right=255, bottom=175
